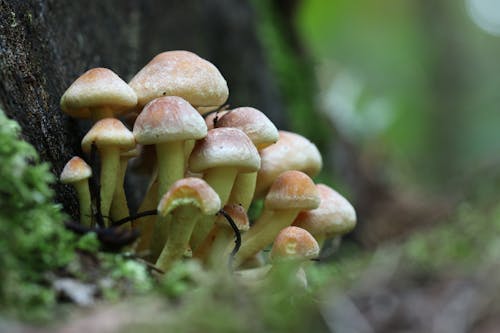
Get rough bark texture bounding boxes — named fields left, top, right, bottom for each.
left=0, top=0, right=285, bottom=219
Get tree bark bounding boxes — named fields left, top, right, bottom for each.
left=0, top=0, right=285, bottom=219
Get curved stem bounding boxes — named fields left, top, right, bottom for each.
left=99, top=146, right=120, bottom=226
left=228, top=171, right=257, bottom=210
left=110, top=156, right=131, bottom=228
left=156, top=205, right=201, bottom=271
left=133, top=178, right=158, bottom=254
left=233, top=209, right=299, bottom=268
left=189, top=167, right=238, bottom=250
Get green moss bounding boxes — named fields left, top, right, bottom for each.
left=0, top=108, right=76, bottom=320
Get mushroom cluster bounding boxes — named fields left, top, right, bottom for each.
left=59, top=50, right=357, bottom=286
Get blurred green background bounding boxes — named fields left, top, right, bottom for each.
left=297, top=0, right=500, bottom=191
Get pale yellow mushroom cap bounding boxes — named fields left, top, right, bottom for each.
left=60, top=156, right=92, bottom=183
left=157, top=177, right=221, bottom=216
left=133, top=96, right=207, bottom=145
left=255, top=131, right=322, bottom=198
left=293, top=184, right=357, bottom=237
left=81, top=118, right=135, bottom=153
left=215, top=107, right=278, bottom=150
left=129, top=50, right=229, bottom=109
left=189, top=128, right=261, bottom=174
left=60, top=68, right=137, bottom=118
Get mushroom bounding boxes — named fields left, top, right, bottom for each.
left=292, top=184, right=356, bottom=248
left=133, top=96, right=207, bottom=201
left=233, top=170, right=320, bottom=268
left=129, top=50, right=228, bottom=112
left=254, top=130, right=322, bottom=199
left=60, top=68, right=137, bottom=121
left=60, top=156, right=93, bottom=227
left=155, top=178, right=220, bottom=272
left=188, top=127, right=260, bottom=249
left=194, top=203, right=250, bottom=268
left=81, top=118, right=135, bottom=225
left=214, top=107, right=278, bottom=210
left=268, top=226, right=320, bottom=289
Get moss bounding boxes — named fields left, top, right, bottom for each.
left=0, top=108, right=76, bottom=321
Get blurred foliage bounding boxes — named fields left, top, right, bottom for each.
left=297, top=0, right=500, bottom=190
left=0, top=107, right=76, bottom=320
left=0, top=109, right=152, bottom=322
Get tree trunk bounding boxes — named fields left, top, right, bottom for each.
left=0, top=0, right=285, bottom=219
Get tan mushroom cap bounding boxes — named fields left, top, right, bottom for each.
left=60, top=156, right=92, bottom=183
left=255, top=130, right=323, bottom=198
left=217, top=204, right=249, bottom=231
left=215, top=107, right=278, bottom=150
left=157, top=177, right=221, bottom=216
left=81, top=118, right=135, bottom=153
left=265, top=170, right=320, bottom=211
left=60, top=68, right=137, bottom=118
left=189, top=128, right=261, bottom=173
left=293, top=184, right=357, bottom=237
left=133, top=96, right=207, bottom=145
left=129, top=50, right=229, bottom=109
left=269, top=226, right=320, bottom=262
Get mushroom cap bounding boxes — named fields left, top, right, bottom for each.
left=129, top=50, right=229, bottom=109
left=81, top=118, right=136, bottom=153
left=293, top=184, right=357, bottom=237
left=217, top=204, right=250, bottom=231
left=189, top=128, right=261, bottom=173
left=60, top=68, right=137, bottom=118
left=269, top=226, right=320, bottom=262
left=265, top=170, right=320, bottom=211
left=60, top=156, right=92, bottom=183
left=157, top=177, right=221, bottom=216
left=255, top=130, right=323, bottom=198
left=215, top=107, right=278, bottom=150
left=133, top=96, right=207, bottom=144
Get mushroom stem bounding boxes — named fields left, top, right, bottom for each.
left=233, top=209, right=300, bottom=267
left=203, top=167, right=238, bottom=205
left=228, top=171, right=257, bottom=210
left=156, top=141, right=185, bottom=200
left=193, top=221, right=232, bottom=268
left=90, top=106, right=115, bottom=121
left=110, top=156, right=131, bottom=228
left=73, top=179, right=92, bottom=227
left=99, top=146, right=120, bottom=225
left=156, top=205, right=201, bottom=271
left=189, top=167, right=238, bottom=250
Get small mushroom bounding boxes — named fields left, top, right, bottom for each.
left=214, top=107, right=278, bottom=210
left=233, top=170, right=320, bottom=268
left=254, top=130, right=322, bottom=199
left=133, top=96, right=207, bottom=201
left=188, top=127, right=260, bottom=249
left=60, top=157, right=93, bottom=227
left=155, top=178, right=220, bottom=272
left=60, top=68, right=137, bottom=121
left=292, top=184, right=356, bottom=248
left=81, top=119, right=135, bottom=225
